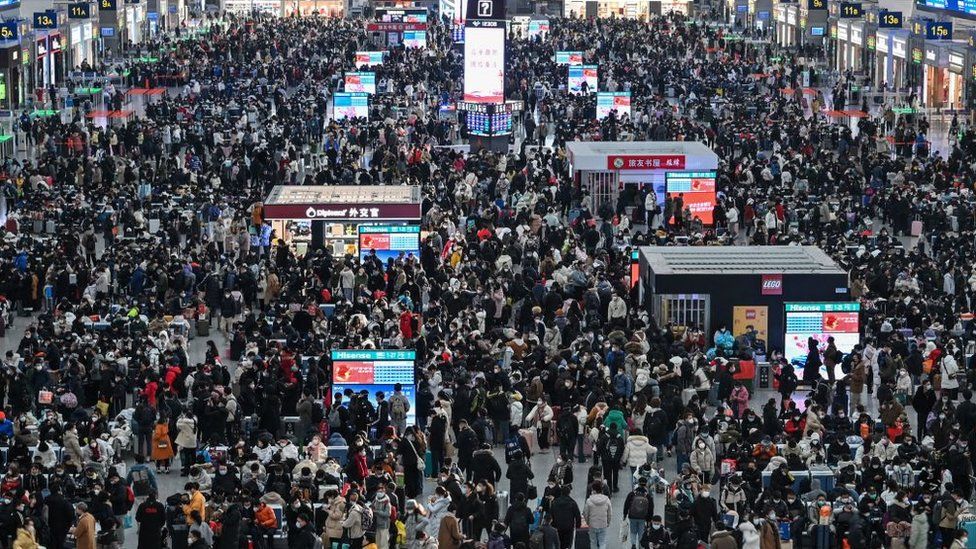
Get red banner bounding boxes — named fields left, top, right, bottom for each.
left=366, top=22, right=427, bottom=31
left=607, top=155, right=686, bottom=170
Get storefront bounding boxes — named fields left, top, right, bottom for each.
left=565, top=0, right=686, bottom=19
left=566, top=141, right=719, bottom=217
left=774, top=4, right=800, bottom=48
left=875, top=28, right=910, bottom=91
left=33, top=30, right=65, bottom=91
left=123, top=3, right=145, bottom=46
left=920, top=41, right=966, bottom=110
left=67, top=22, right=95, bottom=69
left=262, top=185, right=422, bottom=257
left=0, top=40, right=25, bottom=111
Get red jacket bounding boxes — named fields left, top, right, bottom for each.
left=399, top=311, right=414, bottom=339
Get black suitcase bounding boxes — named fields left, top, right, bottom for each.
left=575, top=527, right=590, bottom=549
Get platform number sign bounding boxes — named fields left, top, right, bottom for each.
left=926, top=21, right=952, bottom=40
left=840, top=2, right=861, bottom=17
left=0, top=22, right=17, bottom=41
left=879, top=11, right=902, bottom=28
left=68, top=3, right=90, bottom=18
left=33, top=12, right=56, bottom=30
left=99, top=0, right=117, bottom=10
left=807, top=0, right=826, bottom=10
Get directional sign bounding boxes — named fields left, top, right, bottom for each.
left=68, top=3, right=90, bottom=18
left=878, top=10, right=902, bottom=28
left=926, top=21, right=952, bottom=40
left=839, top=2, right=862, bottom=17
left=0, top=22, right=18, bottom=41
left=33, top=11, right=56, bottom=29
left=99, top=0, right=117, bottom=10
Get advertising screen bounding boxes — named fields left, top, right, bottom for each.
left=354, top=51, right=385, bottom=68
left=345, top=72, right=376, bottom=94
left=784, top=303, right=860, bottom=379
left=630, top=250, right=639, bottom=288
left=359, top=225, right=421, bottom=264
left=463, top=22, right=505, bottom=103
left=332, top=349, right=416, bottom=423
left=596, top=91, right=631, bottom=119
left=665, top=171, right=717, bottom=225
left=333, top=92, right=369, bottom=120
left=917, top=0, right=976, bottom=16
left=555, top=51, right=583, bottom=65
left=528, top=19, right=549, bottom=37
left=568, top=65, right=598, bottom=94
left=403, top=30, right=427, bottom=48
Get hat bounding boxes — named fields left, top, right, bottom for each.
left=511, top=391, right=522, bottom=401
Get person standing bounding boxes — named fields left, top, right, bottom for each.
left=175, top=412, right=198, bottom=476
left=598, top=423, right=625, bottom=493
left=70, top=503, right=96, bottom=549
left=46, top=483, right=74, bottom=549
left=582, top=482, right=612, bottom=549
left=135, top=491, right=166, bottom=549
left=151, top=418, right=175, bottom=473
left=549, top=485, right=581, bottom=549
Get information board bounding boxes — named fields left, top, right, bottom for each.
left=332, top=350, right=417, bottom=423
left=784, top=302, right=860, bottom=379
left=917, top=0, right=976, bottom=17
left=354, top=51, right=385, bottom=68
left=665, top=171, right=717, bottom=225
left=568, top=65, right=598, bottom=94
left=359, top=225, right=421, bottom=263
left=464, top=20, right=505, bottom=103
left=403, top=30, right=427, bottom=48
left=596, top=91, right=631, bottom=119
left=333, top=92, right=369, bottom=120
left=555, top=51, right=583, bottom=65
left=527, top=19, right=549, bottom=37
left=344, top=72, right=376, bottom=94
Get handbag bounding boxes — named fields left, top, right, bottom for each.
left=411, top=441, right=425, bottom=472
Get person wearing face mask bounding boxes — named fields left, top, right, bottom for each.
left=913, top=381, right=937, bottom=439
left=212, top=462, right=241, bottom=497
left=907, top=503, right=929, bottom=549
left=288, top=512, right=317, bottom=549
left=691, top=485, right=719, bottom=542
left=674, top=415, right=697, bottom=474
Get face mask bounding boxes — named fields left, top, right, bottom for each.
left=768, top=513, right=777, bottom=520
left=701, top=491, right=710, bottom=498
left=787, top=498, right=796, bottom=503
left=698, top=443, right=706, bottom=449
left=651, top=524, right=661, bottom=530
left=297, top=521, right=306, bottom=528
left=219, top=468, right=228, bottom=474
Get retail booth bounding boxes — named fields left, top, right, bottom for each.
left=262, top=185, right=422, bottom=257
left=637, top=246, right=851, bottom=379
left=566, top=141, right=719, bottom=217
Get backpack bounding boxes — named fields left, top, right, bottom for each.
left=505, top=435, right=522, bottom=462
left=390, top=394, right=407, bottom=418
left=328, top=407, right=343, bottom=429
left=361, top=505, right=374, bottom=533
left=311, top=402, right=324, bottom=424
left=529, top=529, right=545, bottom=549
left=629, top=493, right=650, bottom=520
left=487, top=535, right=506, bottom=549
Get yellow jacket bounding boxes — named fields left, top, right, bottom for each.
left=12, top=528, right=38, bottom=549
left=183, top=490, right=207, bottom=524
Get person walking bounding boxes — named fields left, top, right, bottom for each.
left=582, top=482, right=612, bottom=549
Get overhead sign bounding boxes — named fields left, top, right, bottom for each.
left=608, top=155, right=686, bottom=170
left=463, top=19, right=505, bottom=103
left=596, top=92, right=631, bottom=119
left=344, top=72, right=376, bottom=94
left=839, top=2, right=862, bottom=17
left=878, top=10, right=902, bottom=27
left=99, top=0, right=117, bottom=10
left=0, top=22, right=18, bottom=40
left=365, top=22, right=425, bottom=31
left=466, top=0, right=504, bottom=20
left=926, top=21, right=952, bottom=39
left=263, top=203, right=421, bottom=221
left=807, top=0, right=826, bottom=9
left=33, top=11, right=57, bottom=29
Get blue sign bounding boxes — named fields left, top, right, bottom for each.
left=33, top=11, right=57, bottom=29
left=878, top=10, right=902, bottom=27
left=926, top=21, right=952, bottom=39
left=0, top=22, right=18, bottom=40
left=99, top=26, right=114, bottom=36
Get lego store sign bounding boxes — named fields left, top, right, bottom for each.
left=607, top=155, right=686, bottom=170
left=761, top=274, right=783, bottom=295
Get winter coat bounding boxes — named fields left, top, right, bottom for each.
left=151, top=423, right=175, bottom=461
left=325, top=498, right=346, bottom=540
left=941, top=355, right=961, bottom=390
left=340, top=503, right=364, bottom=539
left=850, top=362, right=867, bottom=393
left=621, top=435, right=654, bottom=468
left=437, top=513, right=463, bottom=549
left=526, top=403, right=553, bottom=428
left=908, top=512, right=929, bottom=549
left=425, top=496, right=450, bottom=539
left=690, top=446, right=715, bottom=475
left=175, top=416, right=197, bottom=448
left=710, top=530, right=737, bottom=549
left=760, top=520, right=781, bottom=549
left=739, top=520, right=761, bottom=549
left=582, top=493, right=612, bottom=529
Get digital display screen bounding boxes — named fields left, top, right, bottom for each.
left=403, top=30, right=427, bottom=48
left=784, top=303, right=860, bottom=380
left=354, top=51, right=385, bottom=68
left=378, top=8, right=428, bottom=22
left=596, top=91, right=631, bottom=119
left=0, top=0, right=20, bottom=11
left=452, top=23, right=465, bottom=42
left=528, top=19, right=549, bottom=37
left=463, top=22, right=505, bottom=103
left=917, top=0, right=976, bottom=16
left=811, top=26, right=826, bottom=36
left=466, top=111, right=512, bottom=136
left=568, top=65, right=598, bottom=94
left=630, top=250, right=639, bottom=288
left=332, top=349, right=416, bottom=423
left=359, top=225, right=421, bottom=264
left=333, top=92, right=369, bottom=120
left=555, top=51, right=583, bottom=65
left=100, top=26, right=115, bottom=37
left=345, top=72, right=376, bottom=94
left=665, top=171, right=717, bottom=225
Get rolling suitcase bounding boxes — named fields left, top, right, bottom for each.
left=497, top=490, right=509, bottom=519
left=911, top=219, right=923, bottom=237
left=197, top=316, right=210, bottom=336
left=575, top=527, right=590, bottom=549
left=424, top=450, right=434, bottom=477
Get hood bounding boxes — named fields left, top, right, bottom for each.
left=587, top=493, right=611, bottom=507
left=628, top=435, right=649, bottom=445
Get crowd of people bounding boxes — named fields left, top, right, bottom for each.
left=0, top=5, right=972, bottom=549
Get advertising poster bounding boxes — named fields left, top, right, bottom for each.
left=596, top=91, right=631, bottom=119
left=555, top=51, right=583, bottom=65
left=354, top=51, right=385, bottom=68
left=332, top=349, right=417, bottom=423
left=784, top=302, right=860, bottom=379
left=568, top=65, right=598, bottom=94
left=333, top=92, right=369, bottom=119
left=359, top=225, right=421, bottom=264
left=403, top=30, right=427, bottom=48
left=733, top=306, right=768, bottom=343
left=463, top=22, right=505, bottom=103
left=528, top=19, right=549, bottom=37
left=630, top=250, right=640, bottom=288
left=665, top=171, right=716, bottom=225
left=344, top=72, right=377, bottom=94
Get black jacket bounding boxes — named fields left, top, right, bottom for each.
left=135, top=499, right=166, bottom=549
left=469, top=449, right=502, bottom=484
left=548, top=496, right=581, bottom=530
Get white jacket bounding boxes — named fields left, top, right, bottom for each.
left=510, top=400, right=524, bottom=428
left=621, top=435, right=655, bottom=468
left=607, top=296, right=627, bottom=320
left=526, top=403, right=553, bottom=426
left=941, top=355, right=961, bottom=390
